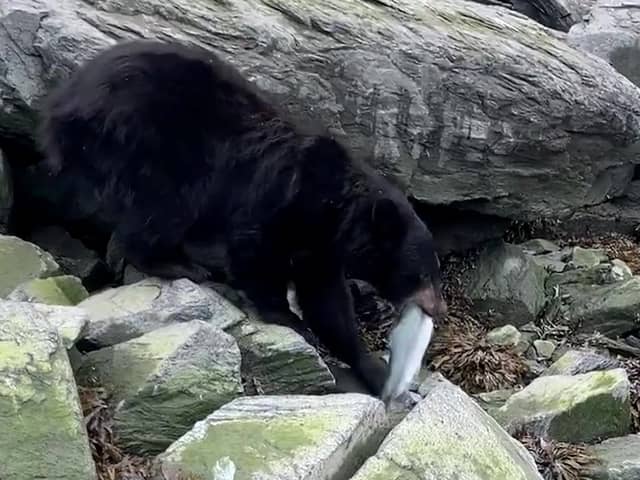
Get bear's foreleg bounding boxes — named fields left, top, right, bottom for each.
left=292, top=255, right=388, bottom=396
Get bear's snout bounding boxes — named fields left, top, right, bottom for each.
left=411, top=285, right=447, bottom=320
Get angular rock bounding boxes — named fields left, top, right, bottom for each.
left=569, top=0, right=640, bottom=88
left=0, top=149, right=12, bottom=233
left=543, top=349, right=622, bottom=376
left=155, top=394, right=386, bottom=480
left=78, top=277, right=245, bottom=347
left=0, top=301, right=96, bottom=479
left=0, top=299, right=89, bottom=349
left=487, top=324, right=522, bottom=347
left=8, top=275, right=89, bottom=305
left=549, top=276, right=640, bottom=336
left=586, top=434, right=640, bottom=480
left=494, top=369, right=631, bottom=443
left=570, top=246, right=609, bottom=269
left=0, top=234, right=59, bottom=297
left=465, top=241, right=548, bottom=326
left=533, top=339, right=557, bottom=360
left=352, top=374, right=542, bottom=480
left=229, top=318, right=335, bottom=395
left=75, top=320, right=243, bottom=455
left=28, top=226, right=110, bottom=291
left=3, top=0, right=640, bottom=226
left=520, top=238, right=561, bottom=255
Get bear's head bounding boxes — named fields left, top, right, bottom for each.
left=346, top=188, right=447, bottom=321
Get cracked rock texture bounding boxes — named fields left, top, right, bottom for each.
left=2, top=0, right=640, bottom=225
left=154, top=394, right=387, bottom=480
left=75, top=320, right=243, bottom=456
left=77, top=277, right=246, bottom=347
left=0, top=300, right=96, bottom=480
left=351, top=374, right=542, bottom=480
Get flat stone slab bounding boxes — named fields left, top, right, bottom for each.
left=351, top=374, right=542, bottom=480
left=155, top=394, right=387, bottom=480
left=0, top=300, right=96, bottom=479
left=75, top=320, right=243, bottom=455
left=78, top=277, right=246, bottom=347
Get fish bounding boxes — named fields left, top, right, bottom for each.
left=381, top=302, right=434, bottom=405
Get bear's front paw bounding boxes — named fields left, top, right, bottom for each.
left=356, top=354, right=388, bottom=397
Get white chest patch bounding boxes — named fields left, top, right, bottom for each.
left=381, top=304, right=434, bottom=404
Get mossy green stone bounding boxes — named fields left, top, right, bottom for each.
left=0, top=235, right=59, bottom=297
left=495, top=369, right=631, bottom=443
left=76, top=321, right=243, bottom=455
left=352, top=375, right=542, bottom=480
left=0, top=304, right=96, bottom=479
left=9, top=275, right=89, bottom=305
left=230, top=318, right=335, bottom=395
left=156, top=394, right=386, bottom=480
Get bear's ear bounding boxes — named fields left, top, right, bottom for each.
left=371, top=198, right=408, bottom=245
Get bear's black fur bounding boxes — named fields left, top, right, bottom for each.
left=37, top=40, right=446, bottom=396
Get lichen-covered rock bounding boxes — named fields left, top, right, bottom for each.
left=465, top=241, right=548, bottom=326
left=494, top=369, right=631, bottom=443
left=78, top=277, right=245, bottom=347
left=0, top=234, right=59, bottom=297
left=8, top=275, right=89, bottom=305
left=154, top=394, right=386, bottom=480
left=543, top=349, right=622, bottom=376
left=0, top=300, right=89, bottom=349
left=28, top=226, right=110, bottom=291
left=569, top=0, right=640, bottom=88
left=487, top=324, right=522, bottom=348
left=75, top=320, right=242, bottom=455
left=0, top=149, right=12, bottom=233
left=229, top=318, right=335, bottom=395
left=0, top=300, right=96, bottom=479
left=352, top=374, right=542, bottom=480
left=611, top=259, right=634, bottom=282
left=586, top=434, right=640, bottom=480
left=3, top=0, right=640, bottom=228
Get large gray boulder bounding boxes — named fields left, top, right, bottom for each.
left=569, top=0, right=640, bottom=87
left=2, top=0, right=640, bottom=225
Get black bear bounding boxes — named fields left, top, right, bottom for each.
left=37, top=39, right=447, bottom=396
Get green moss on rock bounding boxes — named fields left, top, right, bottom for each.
left=0, top=303, right=96, bottom=479
left=0, top=235, right=59, bottom=297
left=352, top=374, right=542, bottom=480
left=8, top=275, right=89, bottom=306
left=156, top=394, right=386, bottom=480
left=76, top=320, right=243, bottom=455
left=495, top=369, right=631, bottom=443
